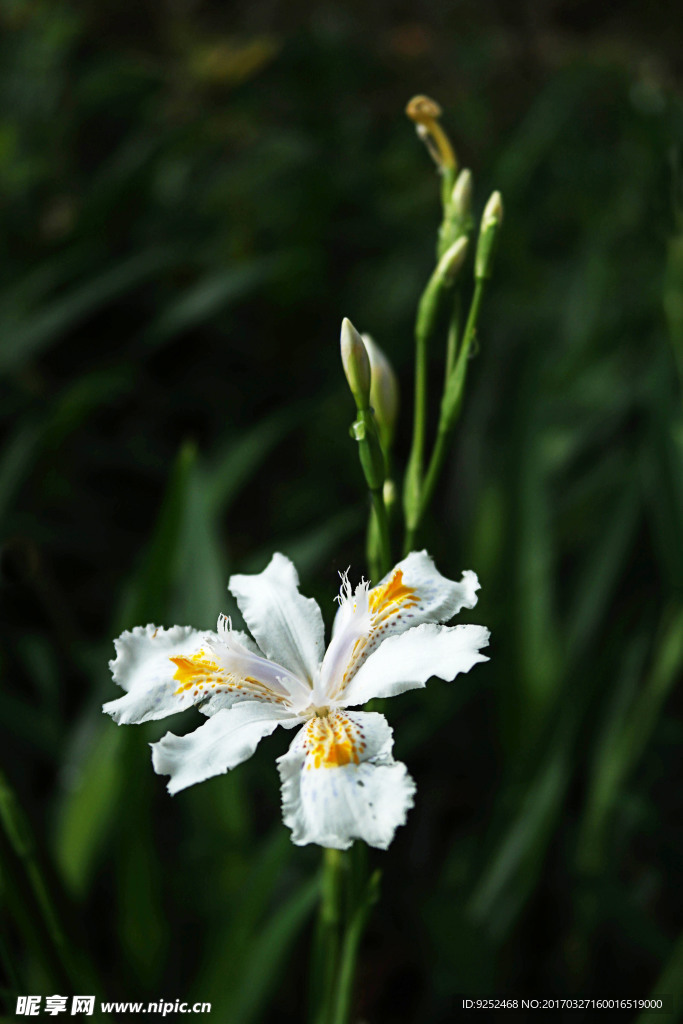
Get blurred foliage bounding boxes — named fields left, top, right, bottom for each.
left=1, top=0, right=683, bottom=1020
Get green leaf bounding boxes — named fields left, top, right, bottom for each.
left=117, top=440, right=198, bottom=629
left=55, top=443, right=199, bottom=899
left=0, top=250, right=178, bottom=373
left=204, top=407, right=302, bottom=517
left=228, top=876, right=319, bottom=1024
left=565, top=483, right=640, bottom=664
left=0, top=421, right=42, bottom=525
left=636, top=929, right=683, bottom=1024
left=245, top=509, right=361, bottom=578
left=577, top=605, right=683, bottom=876
left=467, top=711, right=576, bottom=939
left=193, top=832, right=317, bottom=1022
left=143, top=257, right=288, bottom=349
left=53, top=726, right=128, bottom=896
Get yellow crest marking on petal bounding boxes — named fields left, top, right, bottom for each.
left=170, top=652, right=220, bottom=694
left=329, top=570, right=421, bottom=702
left=170, top=654, right=287, bottom=704
left=368, top=569, right=419, bottom=620
left=303, top=712, right=362, bottom=770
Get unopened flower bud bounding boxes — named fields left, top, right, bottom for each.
left=482, top=190, right=503, bottom=229
left=340, top=317, right=371, bottom=410
left=437, top=236, right=469, bottom=283
left=416, top=236, right=470, bottom=346
left=362, top=334, right=399, bottom=450
left=383, top=478, right=397, bottom=510
left=438, top=169, right=474, bottom=256
left=451, top=169, right=473, bottom=221
left=475, top=191, right=503, bottom=280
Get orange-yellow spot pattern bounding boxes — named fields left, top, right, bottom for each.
left=303, top=713, right=363, bottom=769
left=331, top=570, right=421, bottom=701
left=368, top=568, right=419, bottom=619
left=170, top=652, right=287, bottom=704
left=170, top=653, right=219, bottom=694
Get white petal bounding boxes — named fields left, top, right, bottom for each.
left=389, top=550, right=481, bottom=617
left=229, top=553, right=325, bottom=685
left=151, top=702, right=299, bottom=795
left=339, top=622, right=490, bottom=707
left=278, top=711, right=415, bottom=850
left=322, top=550, right=481, bottom=702
left=104, top=621, right=307, bottom=726
left=103, top=624, right=207, bottom=724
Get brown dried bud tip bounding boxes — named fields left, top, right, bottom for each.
left=405, top=94, right=456, bottom=172
left=405, top=95, right=443, bottom=123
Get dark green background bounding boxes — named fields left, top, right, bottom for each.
left=1, top=1, right=683, bottom=1020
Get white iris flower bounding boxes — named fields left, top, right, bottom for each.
left=103, top=550, right=489, bottom=850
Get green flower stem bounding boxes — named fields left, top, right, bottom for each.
left=412, top=196, right=501, bottom=541
left=313, top=845, right=379, bottom=1024
left=445, top=292, right=462, bottom=381
left=440, top=167, right=457, bottom=221
left=404, top=277, right=487, bottom=554
left=403, top=266, right=448, bottom=535
left=350, top=405, right=391, bottom=578
left=405, top=296, right=432, bottom=504
left=366, top=509, right=381, bottom=586
left=369, top=487, right=392, bottom=578
left=330, top=869, right=381, bottom=1024
left=313, top=847, right=346, bottom=1024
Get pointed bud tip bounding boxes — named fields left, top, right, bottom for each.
left=482, top=190, right=503, bottom=226
left=475, top=193, right=503, bottom=278
left=340, top=317, right=359, bottom=352
left=452, top=168, right=473, bottom=205
left=340, top=318, right=371, bottom=409
left=438, top=235, right=469, bottom=282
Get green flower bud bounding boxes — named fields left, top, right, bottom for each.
left=438, top=169, right=474, bottom=257
left=451, top=169, right=473, bottom=222
left=475, top=190, right=503, bottom=280
left=340, top=317, right=371, bottom=410
left=482, top=190, right=504, bottom=228
left=415, top=236, right=469, bottom=350
left=362, top=334, right=399, bottom=450
left=383, top=478, right=397, bottom=512
left=437, top=235, right=469, bottom=284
